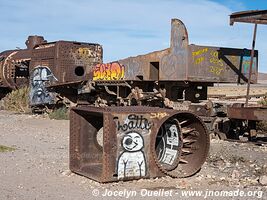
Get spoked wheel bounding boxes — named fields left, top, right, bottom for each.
left=154, top=111, right=210, bottom=178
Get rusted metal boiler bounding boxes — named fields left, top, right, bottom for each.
left=0, top=35, right=103, bottom=104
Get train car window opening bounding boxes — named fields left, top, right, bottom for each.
left=136, top=75, right=143, bottom=80
left=75, top=66, right=85, bottom=76
left=150, top=62, right=159, bottom=80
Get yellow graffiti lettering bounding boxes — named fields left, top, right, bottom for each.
left=76, top=47, right=92, bottom=57
left=209, top=66, right=224, bottom=76
left=194, top=57, right=204, bottom=65
left=209, top=50, right=224, bottom=67
left=229, top=55, right=239, bottom=64
left=210, top=50, right=218, bottom=58
left=150, top=112, right=169, bottom=119
left=210, top=57, right=224, bottom=67
left=192, top=48, right=208, bottom=57
left=93, top=62, right=125, bottom=80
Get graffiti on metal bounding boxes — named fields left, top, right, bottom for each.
left=116, top=114, right=152, bottom=132
left=192, top=48, right=208, bottom=65
left=74, top=47, right=96, bottom=59
left=115, top=114, right=152, bottom=179
left=117, top=131, right=146, bottom=179
left=157, top=122, right=180, bottom=166
left=29, top=66, right=58, bottom=105
left=192, top=48, right=225, bottom=76
left=150, top=112, right=169, bottom=119
left=209, top=50, right=224, bottom=67
left=93, top=62, right=125, bottom=81
left=72, top=46, right=102, bottom=65
left=242, top=56, right=256, bottom=73
left=209, top=66, right=224, bottom=76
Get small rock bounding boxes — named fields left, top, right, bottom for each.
left=225, top=162, right=231, bottom=167
left=250, top=164, right=255, bottom=168
left=61, top=169, right=72, bottom=176
left=231, top=170, right=240, bottom=179
left=259, top=175, right=267, bottom=185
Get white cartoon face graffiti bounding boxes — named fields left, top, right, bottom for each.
left=122, top=132, right=144, bottom=152
left=117, top=131, right=146, bottom=179
left=166, top=124, right=179, bottom=146
left=156, top=122, right=180, bottom=166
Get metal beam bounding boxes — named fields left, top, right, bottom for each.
left=245, top=23, right=257, bottom=107
left=230, top=10, right=267, bottom=25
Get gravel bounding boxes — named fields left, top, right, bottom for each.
left=0, top=110, right=266, bottom=200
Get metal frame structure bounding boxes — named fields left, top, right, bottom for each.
left=230, top=10, right=267, bottom=106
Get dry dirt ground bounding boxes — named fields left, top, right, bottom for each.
left=0, top=110, right=267, bottom=200
left=208, top=84, right=267, bottom=97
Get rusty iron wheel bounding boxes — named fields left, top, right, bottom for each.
left=155, top=117, right=183, bottom=171
left=153, top=111, right=210, bottom=178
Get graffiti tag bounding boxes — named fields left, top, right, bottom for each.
left=209, top=66, right=224, bottom=76
left=194, top=57, right=204, bottom=65
left=150, top=112, right=169, bottom=119
left=192, top=48, right=208, bottom=57
left=116, top=114, right=152, bottom=132
left=93, top=62, right=125, bottom=80
left=209, top=50, right=224, bottom=67
left=72, top=47, right=102, bottom=65
left=192, top=48, right=208, bottom=65
left=242, top=56, right=256, bottom=74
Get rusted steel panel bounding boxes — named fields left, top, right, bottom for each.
left=29, top=41, right=103, bottom=105
left=118, top=49, right=168, bottom=81
left=70, top=106, right=171, bottom=182
left=30, top=41, right=103, bottom=84
left=0, top=36, right=46, bottom=89
left=0, top=49, right=32, bottom=89
left=188, top=46, right=258, bottom=83
left=69, top=106, right=209, bottom=182
left=0, top=35, right=103, bottom=91
left=116, top=19, right=188, bottom=81
left=96, top=18, right=257, bottom=84
left=159, top=19, right=188, bottom=80
left=230, top=10, right=267, bottom=25
left=227, top=106, right=267, bottom=121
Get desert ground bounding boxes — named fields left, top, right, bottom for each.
left=0, top=110, right=266, bottom=200
left=208, top=83, right=267, bottom=97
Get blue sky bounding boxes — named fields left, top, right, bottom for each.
left=0, top=0, right=266, bottom=72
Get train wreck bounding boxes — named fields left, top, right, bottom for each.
left=0, top=10, right=266, bottom=183
left=69, top=14, right=266, bottom=182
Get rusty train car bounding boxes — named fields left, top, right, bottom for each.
left=75, top=19, right=258, bottom=105
left=0, top=19, right=258, bottom=107
left=0, top=35, right=103, bottom=105
left=74, top=19, right=261, bottom=135
left=67, top=19, right=264, bottom=182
